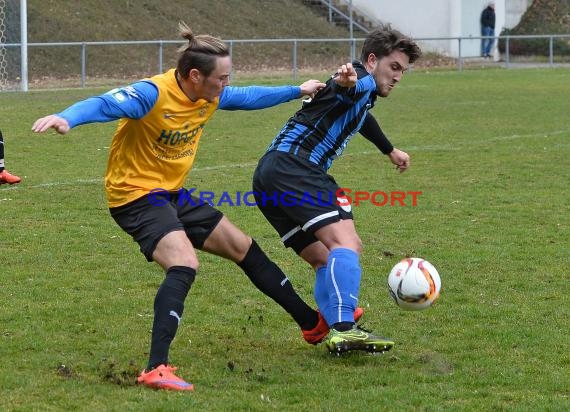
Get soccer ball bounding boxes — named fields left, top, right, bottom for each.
left=387, top=258, right=441, bottom=311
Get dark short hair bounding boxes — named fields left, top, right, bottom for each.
left=360, top=24, right=422, bottom=64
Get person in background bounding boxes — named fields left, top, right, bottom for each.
left=31, top=22, right=346, bottom=392
left=252, top=24, right=422, bottom=355
left=0, top=130, right=21, bottom=185
left=481, top=1, right=496, bottom=58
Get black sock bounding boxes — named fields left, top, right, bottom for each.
left=0, top=130, right=5, bottom=172
left=332, top=322, right=354, bottom=332
left=237, top=240, right=318, bottom=330
left=147, top=266, right=196, bottom=371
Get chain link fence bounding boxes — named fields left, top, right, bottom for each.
left=1, top=27, right=570, bottom=90
left=0, top=0, right=21, bottom=91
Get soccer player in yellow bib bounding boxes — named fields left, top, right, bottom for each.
left=31, top=22, right=333, bottom=391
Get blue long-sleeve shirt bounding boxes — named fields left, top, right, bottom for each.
left=58, top=80, right=302, bottom=128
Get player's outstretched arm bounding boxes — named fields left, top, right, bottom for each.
left=32, top=115, right=70, bottom=135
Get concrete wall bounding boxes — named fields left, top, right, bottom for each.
left=346, top=0, right=530, bottom=57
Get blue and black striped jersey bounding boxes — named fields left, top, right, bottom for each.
left=267, top=61, right=378, bottom=170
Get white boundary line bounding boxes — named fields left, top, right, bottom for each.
left=1, top=129, right=568, bottom=192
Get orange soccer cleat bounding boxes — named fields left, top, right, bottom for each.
left=137, top=364, right=194, bottom=391
left=0, top=170, right=21, bottom=185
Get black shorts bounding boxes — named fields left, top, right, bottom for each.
left=252, top=150, right=353, bottom=254
left=109, top=190, right=224, bottom=262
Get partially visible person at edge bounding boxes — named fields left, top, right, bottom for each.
left=31, top=22, right=363, bottom=392
left=0, top=130, right=21, bottom=185
left=252, top=24, right=422, bottom=355
left=481, top=1, right=496, bottom=58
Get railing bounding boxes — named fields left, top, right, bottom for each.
left=310, top=0, right=373, bottom=33
left=426, top=33, right=570, bottom=71
left=1, top=34, right=570, bottom=91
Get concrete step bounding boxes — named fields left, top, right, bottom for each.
left=302, top=0, right=376, bottom=34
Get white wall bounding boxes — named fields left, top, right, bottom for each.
left=348, top=0, right=526, bottom=57
left=459, top=1, right=506, bottom=57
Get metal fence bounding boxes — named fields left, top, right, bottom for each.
left=1, top=33, right=570, bottom=91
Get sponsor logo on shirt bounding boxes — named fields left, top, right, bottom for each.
left=107, top=86, right=139, bottom=103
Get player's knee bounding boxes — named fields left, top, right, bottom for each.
left=353, top=236, right=363, bottom=255
left=153, top=246, right=199, bottom=271
left=340, top=232, right=363, bottom=254
left=179, top=254, right=200, bottom=270
left=231, top=236, right=253, bottom=263
left=329, top=234, right=363, bottom=254
left=206, top=217, right=252, bottom=262
left=303, top=254, right=328, bottom=269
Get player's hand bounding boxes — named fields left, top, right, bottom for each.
left=389, top=148, right=410, bottom=173
left=31, top=115, right=70, bottom=135
left=299, top=79, right=326, bottom=99
left=333, top=62, right=357, bottom=88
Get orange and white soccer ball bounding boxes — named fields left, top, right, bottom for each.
left=388, top=258, right=441, bottom=311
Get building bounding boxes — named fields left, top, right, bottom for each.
left=348, top=0, right=533, bottom=58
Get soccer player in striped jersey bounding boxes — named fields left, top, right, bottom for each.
left=31, top=22, right=331, bottom=391
left=253, top=25, right=422, bottom=355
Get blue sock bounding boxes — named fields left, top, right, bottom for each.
left=314, top=266, right=328, bottom=317
left=321, top=248, right=361, bottom=326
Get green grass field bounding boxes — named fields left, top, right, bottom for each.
left=1, top=68, right=569, bottom=411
